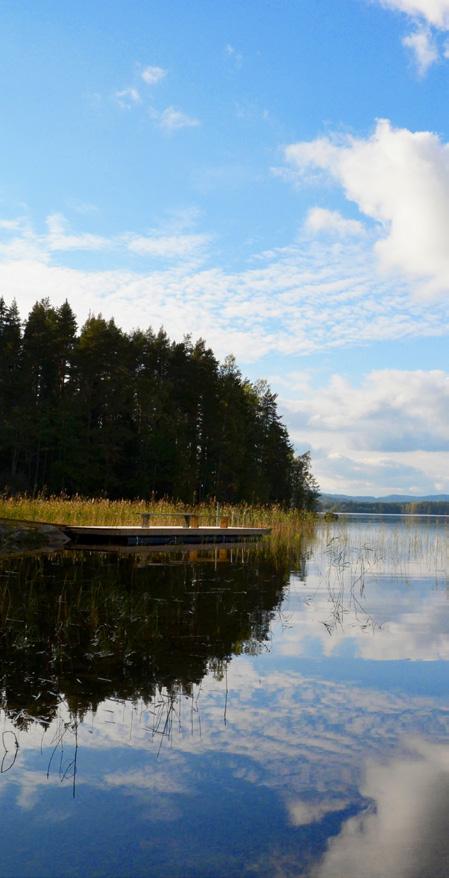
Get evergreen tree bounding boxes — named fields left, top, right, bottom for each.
left=0, top=298, right=319, bottom=506
left=74, top=315, right=134, bottom=496
left=19, top=299, right=69, bottom=493
left=252, top=380, right=294, bottom=504
left=0, top=299, right=22, bottom=489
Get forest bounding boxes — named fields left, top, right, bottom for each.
left=0, top=297, right=318, bottom=507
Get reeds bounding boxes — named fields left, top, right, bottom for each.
left=0, top=494, right=317, bottom=549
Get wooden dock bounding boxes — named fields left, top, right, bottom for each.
left=1, top=512, right=271, bottom=550
left=64, top=525, right=271, bottom=547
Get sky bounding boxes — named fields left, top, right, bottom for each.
left=3, top=0, right=449, bottom=496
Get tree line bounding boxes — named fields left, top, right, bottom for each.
left=321, top=499, right=449, bottom=515
left=0, top=298, right=318, bottom=507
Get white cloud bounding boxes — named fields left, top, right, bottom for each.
left=157, top=106, right=200, bottom=131
left=46, top=214, right=109, bottom=252
left=0, top=217, right=50, bottom=261
left=402, top=26, right=439, bottom=72
left=283, top=119, right=449, bottom=298
left=114, top=87, right=141, bottom=109
left=312, top=450, right=445, bottom=496
left=0, top=218, right=23, bottom=230
left=127, top=232, right=211, bottom=258
left=285, top=369, right=449, bottom=451
left=305, top=207, right=365, bottom=237
left=3, top=216, right=449, bottom=369
left=141, top=65, right=167, bottom=85
left=379, top=0, right=449, bottom=28
left=377, top=0, right=449, bottom=71
left=281, top=368, right=449, bottom=494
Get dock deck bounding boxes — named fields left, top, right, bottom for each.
left=64, top=525, right=271, bottom=547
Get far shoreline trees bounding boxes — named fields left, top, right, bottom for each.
left=0, top=297, right=319, bottom=509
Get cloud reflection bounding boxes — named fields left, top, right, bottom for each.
left=313, top=740, right=449, bottom=878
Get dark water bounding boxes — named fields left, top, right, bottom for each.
left=0, top=517, right=449, bottom=877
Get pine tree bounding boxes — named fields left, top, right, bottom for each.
left=0, top=299, right=22, bottom=489
left=0, top=298, right=319, bottom=505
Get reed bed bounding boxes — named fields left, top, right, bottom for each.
left=0, top=495, right=317, bottom=548
left=319, top=515, right=449, bottom=576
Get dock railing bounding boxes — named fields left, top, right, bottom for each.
left=139, top=512, right=230, bottom=529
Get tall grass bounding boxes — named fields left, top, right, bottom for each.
left=0, top=495, right=317, bottom=547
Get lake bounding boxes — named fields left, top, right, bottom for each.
left=0, top=515, right=448, bottom=877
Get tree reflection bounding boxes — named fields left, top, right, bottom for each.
left=0, top=544, right=307, bottom=730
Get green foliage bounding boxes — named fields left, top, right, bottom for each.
left=0, top=298, right=318, bottom=507
left=290, top=451, right=320, bottom=511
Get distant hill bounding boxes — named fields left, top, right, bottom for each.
left=319, top=493, right=449, bottom=514
left=321, top=493, right=449, bottom=504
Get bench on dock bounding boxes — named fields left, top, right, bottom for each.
left=139, top=512, right=230, bottom=529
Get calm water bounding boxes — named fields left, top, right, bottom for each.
left=0, top=516, right=449, bottom=877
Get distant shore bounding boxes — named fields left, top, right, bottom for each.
left=319, top=498, right=449, bottom=515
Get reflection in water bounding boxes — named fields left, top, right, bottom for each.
left=313, top=740, right=449, bottom=878
left=0, top=543, right=302, bottom=730
left=0, top=520, right=448, bottom=876
left=281, top=521, right=449, bottom=662
left=318, top=534, right=385, bottom=636
left=0, top=544, right=301, bottom=810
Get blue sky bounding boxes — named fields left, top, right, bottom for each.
left=2, top=0, right=449, bottom=496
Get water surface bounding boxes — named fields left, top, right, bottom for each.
left=0, top=517, right=448, bottom=877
